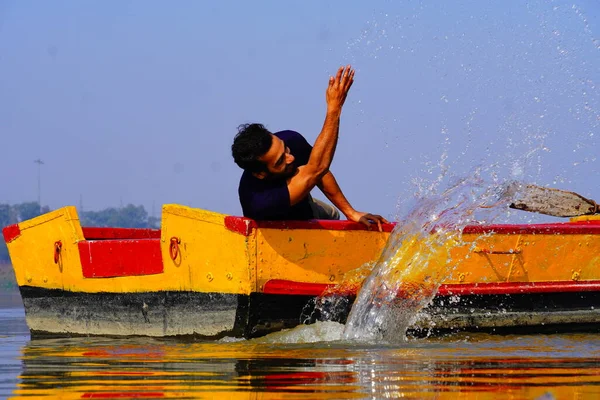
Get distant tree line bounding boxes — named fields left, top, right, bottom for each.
left=1, top=202, right=159, bottom=261
left=80, top=205, right=160, bottom=230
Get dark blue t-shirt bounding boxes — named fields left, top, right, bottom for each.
left=238, top=130, right=313, bottom=220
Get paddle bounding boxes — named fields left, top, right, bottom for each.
left=508, top=183, right=599, bottom=218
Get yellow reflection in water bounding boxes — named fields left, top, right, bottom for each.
left=8, top=332, right=600, bottom=399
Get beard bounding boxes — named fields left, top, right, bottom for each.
left=265, top=164, right=298, bottom=181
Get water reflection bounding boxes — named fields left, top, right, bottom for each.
left=7, top=327, right=599, bottom=399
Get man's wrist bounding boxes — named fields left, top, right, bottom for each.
left=343, top=208, right=359, bottom=221
left=326, top=105, right=342, bottom=117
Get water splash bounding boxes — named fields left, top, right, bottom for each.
left=251, top=321, right=345, bottom=344
left=339, top=174, right=513, bottom=343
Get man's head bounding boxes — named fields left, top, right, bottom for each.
left=232, top=123, right=296, bottom=179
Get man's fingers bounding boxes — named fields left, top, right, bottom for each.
left=343, top=65, right=351, bottom=78
left=355, top=212, right=389, bottom=232
left=367, top=215, right=380, bottom=231
left=366, top=214, right=387, bottom=232
left=341, top=66, right=352, bottom=81
left=375, top=214, right=385, bottom=222
left=346, top=74, right=354, bottom=91
left=343, top=66, right=354, bottom=92
left=358, top=216, right=372, bottom=230
left=374, top=215, right=388, bottom=228
left=344, top=68, right=355, bottom=92
left=339, top=65, right=352, bottom=85
left=335, top=67, right=344, bottom=85
left=329, top=65, right=354, bottom=93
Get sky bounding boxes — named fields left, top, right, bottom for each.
left=1, top=0, right=599, bottom=223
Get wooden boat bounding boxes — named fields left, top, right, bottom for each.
left=3, top=204, right=600, bottom=339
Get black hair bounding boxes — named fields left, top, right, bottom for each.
left=231, top=123, right=273, bottom=172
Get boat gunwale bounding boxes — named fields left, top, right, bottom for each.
left=81, top=227, right=161, bottom=240
left=223, top=216, right=600, bottom=235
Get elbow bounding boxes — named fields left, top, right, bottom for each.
left=303, top=159, right=330, bottom=184
left=301, top=163, right=329, bottom=190
left=314, top=164, right=329, bottom=180
left=311, top=159, right=330, bottom=178
left=312, top=166, right=329, bottom=184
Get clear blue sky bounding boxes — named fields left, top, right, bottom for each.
left=1, top=0, right=599, bottom=221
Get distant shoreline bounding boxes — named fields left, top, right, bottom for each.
left=0, top=262, right=17, bottom=290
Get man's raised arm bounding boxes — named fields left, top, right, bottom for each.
left=287, top=65, right=355, bottom=205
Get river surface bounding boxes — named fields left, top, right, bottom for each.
left=1, top=300, right=599, bottom=399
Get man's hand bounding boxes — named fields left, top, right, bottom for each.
left=348, top=211, right=390, bottom=232
left=326, top=65, right=355, bottom=112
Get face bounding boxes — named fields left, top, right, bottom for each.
left=255, top=135, right=297, bottom=180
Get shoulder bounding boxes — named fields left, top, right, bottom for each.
left=275, top=130, right=312, bottom=151
left=239, top=170, right=259, bottom=190
left=275, top=130, right=306, bottom=142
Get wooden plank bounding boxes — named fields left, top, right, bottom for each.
left=509, top=183, right=599, bottom=217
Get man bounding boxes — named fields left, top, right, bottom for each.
left=231, top=65, right=388, bottom=231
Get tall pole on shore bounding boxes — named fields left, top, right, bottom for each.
left=34, top=159, right=44, bottom=214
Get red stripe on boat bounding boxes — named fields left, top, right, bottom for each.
left=437, top=280, right=600, bottom=295
left=224, top=216, right=600, bottom=234
left=79, top=239, right=163, bottom=278
left=225, top=215, right=396, bottom=233
left=263, top=279, right=600, bottom=297
left=82, top=227, right=161, bottom=240
left=224, top=216, right=257, bottom=236
left=263, top=280, right=337, bottom=296
left=463, top=222, right=600, bottom=235
left=2, top=224, right=21, bottom=243
left=256, top=219, right=397, bottom=232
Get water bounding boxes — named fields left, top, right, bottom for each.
left=1, top=306, right=599, bottom=399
